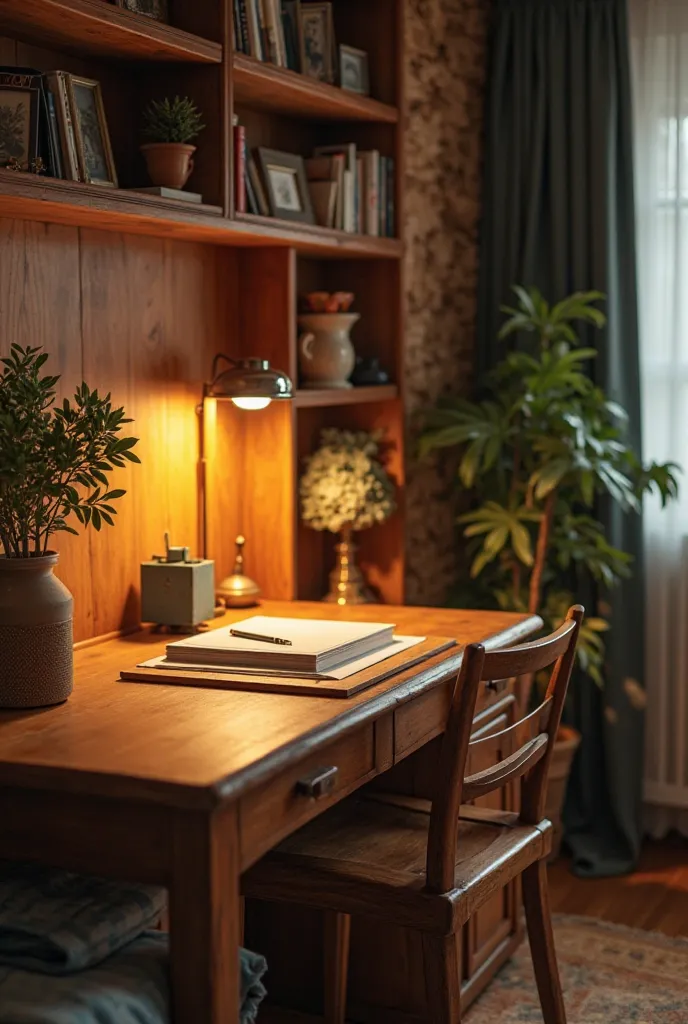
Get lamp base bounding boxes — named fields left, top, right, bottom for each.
left=323, top=527, right=375, bottom=605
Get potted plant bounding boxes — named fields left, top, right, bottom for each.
left=420, top=288, right=680, bottom=855
left=300, top=428, right=396, bottom=604
left=0, top=345, right=140, bottom=708
left=140, top=95, right=205, bottom=191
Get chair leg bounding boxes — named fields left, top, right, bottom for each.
left=522, top=859, right=567, bottom=1024
left=323, top=911, right=351, bottom=1024
left=421, top=931, right=462, bottom=1023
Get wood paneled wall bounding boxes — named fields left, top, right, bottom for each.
left=0, top=219, right=240, bottom=642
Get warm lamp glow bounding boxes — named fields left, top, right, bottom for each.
left=231, top=396, right=272, bottom=411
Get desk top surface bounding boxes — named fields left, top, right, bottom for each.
left=0, top=601, right=540, bottom=808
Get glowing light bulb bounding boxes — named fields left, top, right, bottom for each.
left=231, top=396, right=272, bottom=411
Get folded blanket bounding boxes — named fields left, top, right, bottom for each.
left=0, top=862, right=166, bottom=974
left=0, top=932, right=268, bottom=1024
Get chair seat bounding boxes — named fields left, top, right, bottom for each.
left=243, top=793, right=552, bottom=935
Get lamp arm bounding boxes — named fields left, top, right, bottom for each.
left=210, top=352, right=239, bottom=382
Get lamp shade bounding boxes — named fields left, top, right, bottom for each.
left=206, top=356, right=292, bottom=410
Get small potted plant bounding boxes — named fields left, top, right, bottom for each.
left=140, top=95, right=205, bottom=191
left=0, top=345, right=140, bottom=708
left=300, top=428, right=396, bottom=604
left=420, top=288, right=680, bottom=855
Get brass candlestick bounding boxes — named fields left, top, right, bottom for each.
left=324, top=525, right=375, bottom=605
left=217, top=535, right=261, bottom=607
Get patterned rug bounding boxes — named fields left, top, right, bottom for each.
left=465, top=914, right=688, bottom=1023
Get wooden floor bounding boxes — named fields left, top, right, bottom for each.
left=548, top=835, right=688, bottom=936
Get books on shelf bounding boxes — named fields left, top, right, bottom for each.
left=234, top=0, right=296, bottom=70
left=307, top=144, right=395, bottom=237
left=230, top=124, right=397, bottom=237
left=165, top=616, right=396, bottom=674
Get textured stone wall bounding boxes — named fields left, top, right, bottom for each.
left=403, top=0, right=492, bottom=605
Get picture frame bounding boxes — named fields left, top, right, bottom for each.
left=117, top=0, right=169, bottom=21
left=0, top=78, right=40, bottom=171
left=299, top=2, right=335, bottom=84
left=256, top=147, right=314, bottom=224
left=68, top=76, right=118, bottom=187
left=339, top=45, right=370, bottom=96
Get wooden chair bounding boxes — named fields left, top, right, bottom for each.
left=243, top=605, right=583, bottom=1024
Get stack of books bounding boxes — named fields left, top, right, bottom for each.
left=158, top=616, right=398, bottom=678
left=305, top=144, right=395, bottom=236
left=233, top=0, right=301, bottom=71
left=232, top=125, right=396, bottom=238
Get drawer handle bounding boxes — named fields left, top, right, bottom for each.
left=295, top=766, right=338, bottom=799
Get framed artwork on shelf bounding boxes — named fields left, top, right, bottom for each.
left=0, top=76, right=40, bottom=170
left=299, top=2, right=335, bottom=83
left=256, top=147, right=315, bottom=224
left=117, top=0, right=169, bottom=21
left=68, top=77, right=118, bottom=187
left=339, top=45, right=370, bottom=96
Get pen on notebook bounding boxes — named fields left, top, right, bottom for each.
left=229, top=629, right=293, bottom=646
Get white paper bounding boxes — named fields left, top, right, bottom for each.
left=138, top=634, right=426, bottom=681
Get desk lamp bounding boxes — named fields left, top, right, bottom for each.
left=200, top=353, right=292, bottom=603
left=205, top=354, right=292, bottom=409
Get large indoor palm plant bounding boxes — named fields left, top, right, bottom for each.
left=420, top=288, right=679, bottom=851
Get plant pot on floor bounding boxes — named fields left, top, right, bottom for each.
left=141, top=143, right=195, bottom=190
left=0, top=553, right=73, bottom=708
left=544, top=724, right=581, bottom=861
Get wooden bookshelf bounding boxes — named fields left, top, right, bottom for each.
left=233, top=54, right=398, bottom=123
left=0, top=0, right=222, bottom=62
left=0, top=0, right=406, bottom=604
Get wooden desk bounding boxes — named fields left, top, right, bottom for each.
left=0, top=601, right=540, bottom=1023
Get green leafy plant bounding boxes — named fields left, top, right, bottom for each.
left=300, top=428, right=396, bottom=535
left=420, top=287, right=680, bottom=691
left=141, top=96, right=205, bottom=145
left=0, top=344, right=140, bottom=558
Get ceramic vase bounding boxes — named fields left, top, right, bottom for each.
left=323, top=525, right=374, bottom=605
left=297, top=312, right=359, bottom=389
left=140, top=143, right=196, bottom=190
left=0, top=552, right=73, bottom=707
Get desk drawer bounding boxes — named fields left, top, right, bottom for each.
left=394, top=677, right=513, bottom=761
left=240, top=724, right=376, bottom=868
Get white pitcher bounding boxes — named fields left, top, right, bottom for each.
left=297, top=312, right=360, bottom=389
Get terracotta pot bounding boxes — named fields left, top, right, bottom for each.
left=0, top=552, right=73, bottom=707
left=297, top=312, right=359, bottom=389
left=544, top=724, right=581, bottom=860
left=140, top=143, right=196, bottom=190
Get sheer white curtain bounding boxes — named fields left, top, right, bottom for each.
left=630, top=0, right=688, bottom=837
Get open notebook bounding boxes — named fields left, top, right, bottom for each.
left=165, top=616, right=396, bottom=674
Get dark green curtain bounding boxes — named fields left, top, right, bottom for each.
left=476, top=0, right=644, bottom=876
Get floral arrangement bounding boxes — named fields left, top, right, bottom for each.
left=300, top=428, right=396, bottom=534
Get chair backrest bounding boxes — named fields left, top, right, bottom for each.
left=425, top=605, right=583, bottom=893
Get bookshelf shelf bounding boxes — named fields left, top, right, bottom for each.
left=0, top=0, right=222, bottom=63
left=0, top=174, right=401, bottom=258
left=235, top=212, right=402, bottom=258
left=233, top=54, right=398, bottom=123
left=294, top=385, right=398, bottom=408
left=0, top=171, right=225, bottom=243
